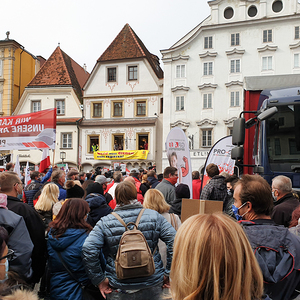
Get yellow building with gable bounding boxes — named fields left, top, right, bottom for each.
left=0, top=31, right=41, bottom=116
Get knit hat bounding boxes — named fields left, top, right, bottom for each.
left=175, top=183, right=190, bottom=199
left=66, top=180, right=84, bottom=199
left=86, top=182, right=104, bottom=196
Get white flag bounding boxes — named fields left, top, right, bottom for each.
left=13, top=155, right=21, bottom=179
left=24, top=161, right=30, bottom=186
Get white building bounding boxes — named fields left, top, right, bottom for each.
left=14, top=46, right=89, bottom=169
left=160, top=0, right=300, bottom=171
left=81, top=24, right=164, bottom=172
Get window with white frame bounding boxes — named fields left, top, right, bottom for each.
left=231, top=33, right=240, bottom=46
left=203, top=62, right=213, bottom=76
left=61, top=133, right=72, bottom=148
left=230, top=91, right=240, bottom=107
left=202, top=129, right=212, bottom=147
left=176, top=96, right=184, bottom=111
left=128, top=66, right=138, bottom=81
left=176, top=65, right=186, bottom=78
left=230, top=59, right=241, bottom=73
left=203, top=93, right=212, bottom=109
left=294, top=53, right=300, bottom=68
left=295, top=26, right=300, bottom=39
left=262, top=56, right=273, bottom=70
left=31, top=100, right=41, bottom=113
left=263, top=29, right=272, bottom=43
left=56, top=99, right=65, bottom=115
left=204, top=36, right=213, bottom=49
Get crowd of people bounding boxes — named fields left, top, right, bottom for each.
left=0, top=162, right=299, bottom=299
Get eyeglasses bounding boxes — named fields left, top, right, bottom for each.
left=0, top=249, right=14, bottom=261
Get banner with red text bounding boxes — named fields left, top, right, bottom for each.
left=166, top=127, right=193, bottom=198
left=0, top=109, right=56, bottom=150
left=94, top=150, right=149, bottom=160
left=201, top=136, right=235, bottom=190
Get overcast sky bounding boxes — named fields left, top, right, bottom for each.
left=1, top=0, right=210, bottom=73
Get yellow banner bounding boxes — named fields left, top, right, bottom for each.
left=94, top=150, right=149, bottom=160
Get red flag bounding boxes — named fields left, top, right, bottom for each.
left=39, top=149, right=50, bottom=173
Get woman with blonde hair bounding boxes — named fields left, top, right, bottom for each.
left=143, top=189, right=181, bottom=267
left=171, top=213, right=269, bottom=300
left=35, top=183, right=59, bottom=229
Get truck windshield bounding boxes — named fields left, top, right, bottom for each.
left=266, top=104, right=300, bottom=172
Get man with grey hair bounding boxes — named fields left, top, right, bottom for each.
left=271, top=175, right=300, bottom=227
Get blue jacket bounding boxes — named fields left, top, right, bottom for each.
left=47, top=228, right=90, bottom=300
left=242, top=219, right=300, bottom=300
left=147, top=176, right=160, bottom=189
left=82, top=203, right=176, bottom=290
left=24, top=167, right=53, bottom=208
left=55, top=183, right=67, bottom=200
left=85, top=193, right=112, bottom=227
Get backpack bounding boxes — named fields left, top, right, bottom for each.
left=111, top=208, right=155, bottom=280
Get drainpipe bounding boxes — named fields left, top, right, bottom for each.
left=18, top=46, right=24, bottom=102
left=76, top=109, right=84, bottom=170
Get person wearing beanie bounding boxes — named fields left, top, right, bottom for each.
left=85, top=183, right=113, bottom=227
left=52, top=180, right=84, bottom=219
left=95, top=175, right=114, bottom=207
left=169, top=183, right=191, bottom=218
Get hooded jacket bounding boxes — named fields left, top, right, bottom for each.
left=85, top=193, right=112, bottom=227
left=47, top=228, right=90, bottom=300
left=242, top=219, right=300, bottom=300
left=200, top=175, right=227, bottom=204
left=147, top=176, right=159, bottom=189
left=82, top=203, right=176, bottom=290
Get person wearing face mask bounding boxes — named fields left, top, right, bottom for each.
left=234, top=174, right=300, bottom=300
left=155, top=167, right=178, bottom=205
left=224, top=174, right=238, bottom=219
left=271, top=175, right=300, bottom=228
left=24, top=168, right=53, bottom=208
left=0, top=172, right=46, bottom=285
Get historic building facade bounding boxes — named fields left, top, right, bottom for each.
left=160, top=0, right=300, bottom=171
left=81, top=24, right=164, bottom=172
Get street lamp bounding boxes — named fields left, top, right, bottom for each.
left=60, top=151, right=66, bottom=165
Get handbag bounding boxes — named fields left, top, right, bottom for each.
left=56, top=251, right=103, bottom=300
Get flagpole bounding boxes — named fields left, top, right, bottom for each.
left=52, top=149, right=55, bottom=167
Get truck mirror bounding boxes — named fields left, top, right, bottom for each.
left=231, top=146, right=244, bottom=160
left=232, top=118, right=245, bottom=146
left=257, top=106, right=278, bottom=121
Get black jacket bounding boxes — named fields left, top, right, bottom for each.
left=272, top=193, right=300, bottom=227
left=7, top=195, right=47, bottom=283
left=242, top=219, right=300, bottom=300
left=85, top=193, right=113, bottom=227
left=147, top=176, right=160, bottom=189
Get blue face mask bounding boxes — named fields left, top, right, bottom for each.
left=0, top=259, right=9, bottom=282
left=232, top=202, right=248, bottom=221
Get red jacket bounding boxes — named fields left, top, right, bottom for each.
left=192, top=179, right=201, bottom=199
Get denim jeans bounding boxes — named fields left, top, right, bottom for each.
left=106, top=283, right=169, bottom=300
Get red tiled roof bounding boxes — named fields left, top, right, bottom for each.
left=98, top=24, right=163, bottom=79
left=28, top=47, right=90, bottom=102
